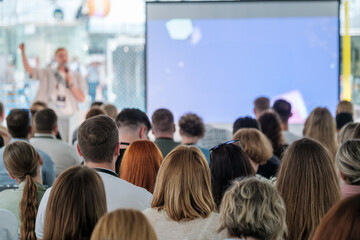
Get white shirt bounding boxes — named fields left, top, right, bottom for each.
left=282, top=130, right=301, bottom=145
left=35, top=169, right=152, bottom=239
left=32, top=67, right=88, bottom=116
left=142, top=208, right=226, bottom=240
left=30, top=133, right=81, bottom=176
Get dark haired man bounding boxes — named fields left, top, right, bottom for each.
left=35, top=115, right=152, bottom=239
left=115, top=108, right=152, bottom=173
left=0, top=109, right=55, bottom=186
left=272, top=99, right=300, bottom=144
left=233, top=116, right=261, bottom=134
left=30, top=109, right=81, bottom=176
left=152, top=108, right=179, bottom=158
left=254, top=96, right=270, bottom=119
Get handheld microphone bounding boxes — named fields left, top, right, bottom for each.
left=63, top=63, right=69, bottom=73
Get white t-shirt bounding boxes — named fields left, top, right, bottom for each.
left=35, top=169, right=152, bottom=239
left=142, top=208, right=226, bottom=240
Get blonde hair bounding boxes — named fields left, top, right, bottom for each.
left=336, top=140, right=360, bottom=185
left=91, top=209, right=157, bottom=240
left=232, top=128, right=273, bottom=164
left=303, top=107, right=338, bottom=159
left=336, top=100, right=353, bottom=115
left=219, top=177, right=287, bottom=240
left=338, top=122, right=359, bottom=144
left=3, top=142, right=40, bottom=240
left=276, top=138, right=341, bottom=240
left=151, top=145, right=215, bottom=221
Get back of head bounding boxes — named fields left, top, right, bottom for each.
left=303, top=107, right=337, bottom=158
left=3, top=142, right=40, bottom=240
left=152, top=145, right=215, bottom=221
left=91, top=101, right=104, bottom=108
left=179, top=113, right=205, bottom=138
left=0, top=102, right=4, bottom=118
left=78, top=115, right=119, bottom=163
left=313, top=194, right=360, bottom=240
left=258, top=110, right=284, bottom=151
left=276, top=138, right=341, bottom=240
left=232, top=128, right=273, bottom=164
left=232, top=116, right=260, bottom=134
left=30, top=101, right=47, bottom=117
left=338, top=122, right=358, bottom=144
left=116, top=108, right=151, bottom=132
left=102, top=104, right=118, bottom=119
left=6, top=109, right=31, bottom=138
left=210, top=142, right=254, bottom=207
left=336, top=100, right=353, bottom=116
left=272, top=99, right=292, bottom=124
left=219, top=177, right=287, bottom=240
left=34, top=109, right=57, bottom=134
left=120, top=140, right=163, bottom=193
left=44, top=166, right=107, bottom=240
left=335, top=112, right=353, bottom=131
left=351, top=122, right=360, bottom=139
left=336, top=139, right=360, bottom=185
left=152, top=108, right=175, bottom=134
left=91, top=209, right=158, bottom=240
left=254, top=97, right=270, bottom=115
left=86, top=107, right=105, bottom=120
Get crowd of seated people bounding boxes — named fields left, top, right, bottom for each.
left=0, top=97, right=359, bottom=240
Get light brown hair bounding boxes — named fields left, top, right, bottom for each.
left=85, top=107, right=105, bottom=120
left=313, top=194, right=360, bottom=240
left=232, top=128, right=273, bottom=164
left=276, top=138, right=341, bottom=240
left=254, top=97, right=270, bottom=112
left=91, top=209, right=157, bottom=240
left=303, top=107, right=338, bottom=159
left=3, top=142, right=40, bottom=240
left=102, top=104, right=118, bottom=119
left=336, top=100, right=353, bottom=115
left=219, top=177, right=287, bottom=240
left=335, top=139, right=360, bottom=185
left=120, top=140, right=163, bottom=193
left=152, top=108, right=175, bottom=133
left=151, top=145, right=215, bottom=221
left=43, top=166, right=107, bottom=240
left=338, top=122, right=359, bottom=144
left=179, top=113, right=205, bottom=138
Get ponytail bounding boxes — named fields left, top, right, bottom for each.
left=20, top=174, right=38, bottom=240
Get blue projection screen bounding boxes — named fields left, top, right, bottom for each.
left=146, top=1, right=339, bottom=123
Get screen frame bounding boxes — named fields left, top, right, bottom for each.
left=145, top=0, right=340, bottom=117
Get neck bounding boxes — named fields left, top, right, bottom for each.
left=36, top=132, right=54, bottom=136
left=282, top=122, right=289, bottom=131
left=155, top=132, right=174, bottom=139
left=84, top=161, right=116, bottom=172
left=181, top=135, right=199, bottom=144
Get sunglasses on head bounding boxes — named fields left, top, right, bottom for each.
left=210, top=139, right=241, bottom=152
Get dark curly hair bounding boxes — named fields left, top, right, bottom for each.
left=179, top=113, right=205, bottom=138
left=258, top=110, right=285, bottom=156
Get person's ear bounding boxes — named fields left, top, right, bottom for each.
left=173, top=124, right=176, bottom=133
left=139, top=126, right=147, bottom=139
left=152, top=129, right=155, bottom=135
left=29, top=126, right=32, bottom=135
left=53, top=124, right=58, bottom=135
left=340, top=171, right=348, bottom=182
left=7, top=171, right=15, bottom=180
left=39, top=155, right=43, bottom=166
left=179, top=129, right=183, bottom=136
left=290, top=113, right=293, bottom=118
left=76, top=144, right=83, bottom=157
left=114, top=142, right=121, bottom=157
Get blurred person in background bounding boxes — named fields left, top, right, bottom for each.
left=253, top=96, right=270, bottom=119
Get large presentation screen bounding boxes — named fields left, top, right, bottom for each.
left=146, top=1, right=339, bottom=123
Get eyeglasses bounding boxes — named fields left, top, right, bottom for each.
left=210, top=139, right=241, bottom=152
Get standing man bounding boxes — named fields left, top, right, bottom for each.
left=19, top=43, right=88, bottom=115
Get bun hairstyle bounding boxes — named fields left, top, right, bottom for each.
left=3, top=141, right=40, bottom=240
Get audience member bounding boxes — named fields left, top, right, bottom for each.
left=29, top=101, right=47, bottom=117
left=91, top=101, right=104, bottom=108
left=91, top=209, right=158, bottom=240
left=30, top=109, right=81, bottom=175
left=210, top=140, right=254, bottom=207
left=313, top=194, right=360, bottom=240
left=338, top=122, right=358, bottom=144
left=0, top=109, right=55, bottom=186
left=179, top=113, right=210, bottom=162
left=351, top=122, right=360, bottom=139
left=152, top=108, right=180, bottom=157
left=35, top=115, right=152, bottom=239
left=115, top=108, right=152, bottom=173
left=335, top=112, right=353, bottom=132
left=335, top=140, right=360, bottom=198
left=253, top=96, right=270, bottom=119
left=72, top=107, right=106, bottom=145
left=303, top=107, right=338, bottom=159
left=273, top=99, right=300, bottom=144
left=143, top=145, right=226, bottom=240
left=0, top=101, right=11, bottom=148
left=258, top=110, right=288, bottom=158
left=0, top=142, right=46, bottom=239
left=232, top=129, right=274, bottom=175
left=43, top=166, right=107, bottom=240
left=276, top=138, right=341, bottom=240
left=120, top=140, right=162, bottom=193
left=336, top=100, right=353, bottom=116
left=219, top=177, right=287, bottom=240
left=0, top=209, right=18, bottom=240
left=232, top=116, right=260, bottom=134
left=101, top=103, right=118, bottom=119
